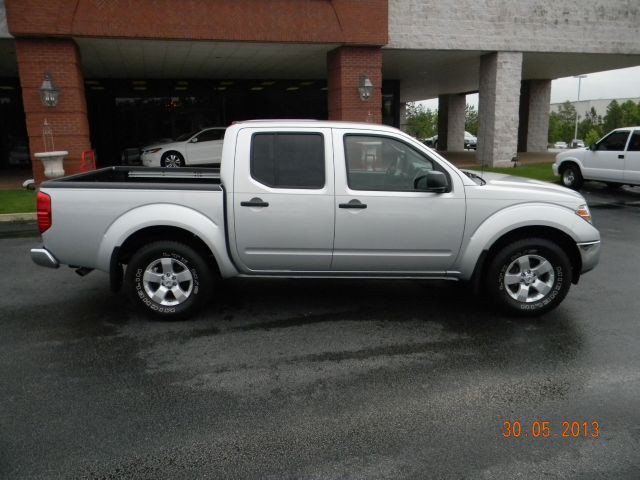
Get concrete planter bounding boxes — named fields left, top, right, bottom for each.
left=34, top=151, right=69, bottom=179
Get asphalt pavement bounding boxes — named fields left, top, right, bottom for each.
left=1, top=183, right=640, bottom=479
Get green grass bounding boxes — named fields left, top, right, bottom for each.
left=0, top=189, right=37, bottom=214
left=468, top=162, right=558, bottom=183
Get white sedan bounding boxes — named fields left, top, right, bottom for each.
left=141, top=127, right=226, bottom=167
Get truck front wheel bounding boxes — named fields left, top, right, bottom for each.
left=486, top=238, right=572, bottom=316
left=125, top=241, right=212, bottom=320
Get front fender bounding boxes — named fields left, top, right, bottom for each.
left=455, top=203, right=600, bottom=280
left=96, top=203, right=238, bottom=277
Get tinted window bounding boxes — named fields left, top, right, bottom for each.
left=196, top=129, right=225, bottom=142
left=597, top=131, right=630, bottom=151
left=628, top=131, right=640, bottom=152
left=344, top=135, right=436, bottom=191
left=251, top=133, right=325, bottom=189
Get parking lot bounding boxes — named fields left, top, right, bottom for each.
left=1, top=184, right=640, bottom=479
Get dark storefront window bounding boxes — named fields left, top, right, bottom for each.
left=0, top=78, right=29, bottom=170
left=86, top=79, right=328, bottom=167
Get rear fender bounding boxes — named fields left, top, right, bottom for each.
left=96, top=203, right=238, bottom=277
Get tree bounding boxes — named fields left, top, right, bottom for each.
left=548, top=101, right=576, bottom=143
left=584, top=129, right=601, bottom=147
left=405, top=102, right=438, bottom=139
left=620, top=100, right=640, bottom=127
left=465, top=104, right=478, bottom=135
left=577, top=106, right=603, bottom=140
left=603, top=100, right=623, bottom=132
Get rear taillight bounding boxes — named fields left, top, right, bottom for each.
left=37, top=191, right=52, bottom=233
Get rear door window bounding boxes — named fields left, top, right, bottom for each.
left=251, top=133, right=325, bottom=189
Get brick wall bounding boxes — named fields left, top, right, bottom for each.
left=327, top=47, right=383, bottom=123
left=388, top=0, right=640, bottom=54
left=6, top=0, right=388, bottom=46
left=16, top=39, right=91, bottom=184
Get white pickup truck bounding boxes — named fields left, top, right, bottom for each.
left=31, top=120, right=600, bottom=319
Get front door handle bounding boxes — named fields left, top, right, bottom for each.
left=241, top=197, right=269, bottom=207
left=339, top=199, right=367, bottom=209
left=618, top=154, right=625, bottom=159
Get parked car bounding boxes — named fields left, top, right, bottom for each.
left=423, top=135, right=438, bottom=148
left=31, top=120, right=600, bottom=319
left=141, top=127, right=226, bottom=167
left=553, top=127, right=640, bottom=189
left=553, top=141, right=568, bottom=149
left=422, top=131, right=476, bottom=150
left=571, top=139, right=585, bottom=148
left=464, top=131, right=477, bottom=150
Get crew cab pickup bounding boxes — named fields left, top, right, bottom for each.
left=31, top=120, right=601, bottom=318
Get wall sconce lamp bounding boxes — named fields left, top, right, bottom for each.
left=358, top=75, right=373, bottom=102
left=40, top=73, right=59, bottom=107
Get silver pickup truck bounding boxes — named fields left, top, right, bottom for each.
left=31, top=120, right=600, bottom=319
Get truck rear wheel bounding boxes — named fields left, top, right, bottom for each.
left=125, top=241, right=212, bottom=320
left=486, top=238, right=572, bottom=316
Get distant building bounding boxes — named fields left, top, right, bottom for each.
left=550, top=98, right=640, bottom=117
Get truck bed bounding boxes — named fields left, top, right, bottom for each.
left=39, top=167, right=226, bottom=272
left=41, top=166, right=222, bottom=189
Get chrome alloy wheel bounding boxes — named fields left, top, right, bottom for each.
left=503, top=254, right=555, bottom=303
left=142, top=257, right=193, bottom=306
left=164, top=154, right=182, bottom=167
left=562, top=169, right=575, bottom=186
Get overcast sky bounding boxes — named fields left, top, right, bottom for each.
left=417, top=65, right=640, bottom=110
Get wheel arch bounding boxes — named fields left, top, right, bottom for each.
left=557, top=158, right=583, bottom=174
left=470, top=226, right=582, bottom=293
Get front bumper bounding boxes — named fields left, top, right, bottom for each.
left=31, top=248, right=59, bottom=269
left=577, top=240, right=600, bottom=274
left=552, top=163, right=559, bottom=176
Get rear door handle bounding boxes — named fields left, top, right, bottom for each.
left=339, top=200, right=367, bottom=209
left=618, top=154, right=625, bottom=159
left=241, top=197, right=269, bottom=207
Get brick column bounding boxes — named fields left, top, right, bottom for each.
left=437, top=93, right=466, bottom=151
left=522, top=79, right=552, bottom=152
left=477, top=51, right=523, bottom=167
left=327, top=47, right=382, bottom=123
left=16, top=39, right=91, bottom=184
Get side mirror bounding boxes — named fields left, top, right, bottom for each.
left=414, top=170, right=448, bottom=193
left=589, top=143, right=597, bottom=151
left=190, top=137, right=199, bottom=143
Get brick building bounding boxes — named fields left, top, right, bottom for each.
left=1, top=0, right=639, bottom=183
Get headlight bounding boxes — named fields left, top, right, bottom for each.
left=576, top=204, right=592, bottom=224
left=143, top=148, right=162, bottom=154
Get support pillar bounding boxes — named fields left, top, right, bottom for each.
left=16, top=38, right=91, bottom=184
left=437, top=93, right=466, bottom=151
left=399, top=102, right=408, bottom=132
left=518, top=79, right=551, bottom=152
left=477, top=52, right=523, bottom=166
left=327, top=47, right=382, bottom=123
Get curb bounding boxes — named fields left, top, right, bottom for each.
left=0, top=212, right=37, bottom=223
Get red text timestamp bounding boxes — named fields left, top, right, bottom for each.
left=502, top=420, right=600, bottom=439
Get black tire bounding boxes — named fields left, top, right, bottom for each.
left=486, top=238, right=572, bottom=316
left=560, top=164, right=583, bottom=190
left=124, top=241, right=212, bottom=320
left=161, top=151, right=184, bottom=168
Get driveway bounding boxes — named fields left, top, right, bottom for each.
left=1, top=185, right=639, bottom=479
